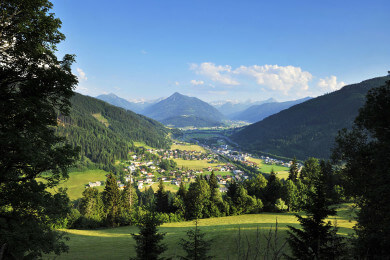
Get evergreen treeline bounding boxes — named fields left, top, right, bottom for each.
left=56, top=93, right=172, bottom=168
left=66, top=158, right=345, bottom=229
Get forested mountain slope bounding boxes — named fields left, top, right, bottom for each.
left=232, top=75, right=390, bottom=160
left=56, top=93, right=171, bottom=167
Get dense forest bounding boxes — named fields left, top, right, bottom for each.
left=232, top=75, right=390, bottom=160
left=56, top=93, right=172, bottom=168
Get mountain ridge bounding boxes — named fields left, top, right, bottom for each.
left=144, top=92, right=225, bottom=127
left=231, top=75, right=390, bottom=160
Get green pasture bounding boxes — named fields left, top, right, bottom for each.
left=133, top=141, right=155, bottom=150
left=259, top=164, right=290, bottom=174
left=51, top=170, right=108, bottom=201
left=140, top=182, right=180, bottom=192
left=45, top=204, right=356, bottom=259
left=171, top=143, right=206, bottom=153
left=203, top=171, right=233, bottom=177
left=174, top=158, right=221, bottom=170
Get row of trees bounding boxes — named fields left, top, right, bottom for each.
left=72, top=156, right=344, bottom=230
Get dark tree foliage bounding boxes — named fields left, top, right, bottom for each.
left=288, top=157, right=299, bottom=182
left=264, top=170, right=283, bottom=210
left=103, top=173, right=120, bottom=227
left=155, top=179, right=169, bottom=213
left=122, top=181, right=138, bottom=224
left=286, top=158, right=344, bottom=259
left=79, top=187, right=104, bottom=227
left=179, top=219, right=213, bottom=260
left=208, top=171, right=219, bottom=201
left=185, top=177, right=211, bottom=220
left=131, top=213, right=167, bottom=260
left=0, top=0, right=79, bottom=257
left=332, top=80, right=390, bottom=258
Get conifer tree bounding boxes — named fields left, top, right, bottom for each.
left=155, top=179, right=169, bottom=213
left=180, top=219, right=213, bottom=260
left=122, top=181, right=138, bottom=224
left=103, top=173, right=120, bottom=227
left=286, top=160, right=344, bottom=259
left=208, top=171, right=219, bottom=201
left=288, top=157, right=299, bottom=182
left=131, top=213, right=167, bottom=260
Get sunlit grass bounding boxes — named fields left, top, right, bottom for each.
left=45, top=204, right=356, bottom=259
left=173, top=158, right=221, bottom=170
left=171, top=143, right=206, bottom=152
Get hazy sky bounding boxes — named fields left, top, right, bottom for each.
left=53, top=0, right=390, bottom=102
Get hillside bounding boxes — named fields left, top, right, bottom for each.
left=231, top=75, right=390, bottom=160
left=56, top=93, right=171, bottom=167
left=96, top=93, right=155, bottom=113
left=232, top=97, right=311, bottom=123
left=144, top=92, right=225, bottom=127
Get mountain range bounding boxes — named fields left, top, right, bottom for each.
left=96, top=93, right=160, bottom=114
left=231, top=97, right=312, bottom=123
left=231, top=75, right=390, bottom=160
left=211, top=98, right=277, bottom=117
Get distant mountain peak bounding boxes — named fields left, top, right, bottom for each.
left=144, top=92, right=225, bottom=127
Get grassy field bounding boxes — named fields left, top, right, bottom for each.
left=259, top=164, right=290, bottom=174
left=133, top=141, right=155, bottom=150
left=45, top=204, right=356, bottom=259
left=174, top=158, right=221, bottom=170
left=248, top=157, right=290, bottom=179
left=171, top=143, right=206, bottom=153
left=140, top=182, right=180, bottom=192
left=51, top=170, right=108, bottom=201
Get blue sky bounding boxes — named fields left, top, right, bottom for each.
left=53, top=0, right=390, bottom=102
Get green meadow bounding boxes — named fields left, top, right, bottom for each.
left=171, top=143, right=207, bottom=153
left=45, top=204, right=356, bottom=259
left=51, top=170, right=108, bottom=201
left=173, top=158, right=221, bottom=170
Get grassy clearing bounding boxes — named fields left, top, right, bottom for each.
left=45, top=204, right=356, bottom=259
left=174, top=158, right=221, bottom=170
left=140, top=182, right=180, bottom=192
left=248, top=157, right=263, bottom=166
left=259, top=164, right=290, bottom=174
left=275, top=171, right=290, bottom=180
left=91, top=113, right=109, bottom=127
left=50, top=170, right=108, bottom=201
left=133, top=141, right=155, bottom=150
left=203, top=171, right=233, bottom=177
left=171, top=143, right=206, bottom=153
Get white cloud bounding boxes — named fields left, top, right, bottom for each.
left=190, top=62, right=240, bottom=85
left=190, top=79, right=204, bottom=86
left=317, top=76, right=345, bottom=92
left=175, top=81, right=180, bottom=86
left=76, top=68, right=87, bottom=81
left=234, top=65, right=313, bottom=95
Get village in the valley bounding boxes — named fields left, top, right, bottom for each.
left=86, top=141, right=301, bottom=193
